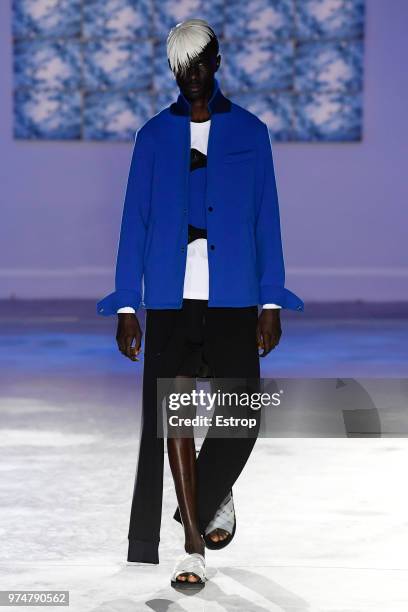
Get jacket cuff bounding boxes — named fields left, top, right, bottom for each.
left=259, top=285, right=304, bottom=312
left=96, top=290, right=142, bottom=316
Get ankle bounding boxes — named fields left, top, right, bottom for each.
left=185, top=533, right=205, bottom=556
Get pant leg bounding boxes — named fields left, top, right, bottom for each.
left=173, top=305, right=261, bottom=533
left=127, top=306, right=193, bottom=563
left=127, top=350, right=164, bottom=564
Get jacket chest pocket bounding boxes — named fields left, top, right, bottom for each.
left=221, top=149, right=256, bottom=217
left=223, top=149, right=255, bottom=164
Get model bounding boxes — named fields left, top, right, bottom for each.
left=97, top=18, right=304, bottom=590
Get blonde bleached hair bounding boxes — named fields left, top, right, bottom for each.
left=166, top=19, right=217, bottom=77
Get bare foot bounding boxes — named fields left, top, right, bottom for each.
left=176, top=534, right=205, bottom=583
left=207, top=528, right=229, bottom=543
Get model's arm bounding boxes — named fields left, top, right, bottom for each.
left=96, top=125, right=155, bottom=360
left=96, top=124, right=154, bottom=317
left=255, top=122, right=286, bottom=303
left=255, top=122, right=287, bottom=357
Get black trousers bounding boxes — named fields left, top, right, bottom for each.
left=127, top=298, right=261, bottom=564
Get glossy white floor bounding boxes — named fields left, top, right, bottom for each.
left=1, top=412, right=408, bottom=611
left=1, top=309, right=408, bottom=611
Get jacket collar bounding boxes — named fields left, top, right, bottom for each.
left=170, top=77, right=231, bottom=116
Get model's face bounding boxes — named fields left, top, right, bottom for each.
left=172, top=50, right=220, bottom=101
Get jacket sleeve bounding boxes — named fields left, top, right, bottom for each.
left=96, top=125, right=155, bottom=316
left=255, top=121, right=304, bottom=312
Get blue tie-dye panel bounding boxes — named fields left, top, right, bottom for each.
left=12, top=0, right=365, bottom=141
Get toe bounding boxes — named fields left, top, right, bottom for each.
left=187, top=573, right=199, bottom=582
left=210, top=531, right=219, bottom=542
left=209, top=528, right=229, bottom=542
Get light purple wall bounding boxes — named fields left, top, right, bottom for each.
left=1, top=0, right=407, bottom=302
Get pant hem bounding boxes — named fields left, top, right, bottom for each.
left=127, top=538, right=159, bottom=564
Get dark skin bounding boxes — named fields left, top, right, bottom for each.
left=116, top=48, right=282, bottom=582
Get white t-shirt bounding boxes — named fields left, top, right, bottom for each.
left=117, top=119, right=280, bottom=311
left=182, top=119, right=211, bottom=300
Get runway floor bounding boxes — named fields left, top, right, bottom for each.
left=0, top=301, right=407, bottom=611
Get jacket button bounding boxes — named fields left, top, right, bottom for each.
left=208, top=206, right=213, bottom=211
left=183, top=208, right=187, bottom=214
left=181, top=247, right=185, bottom=252
left=210, top=244, right=215, bottom=250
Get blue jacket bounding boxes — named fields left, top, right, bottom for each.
left=97, top=77, right=304, bottom=315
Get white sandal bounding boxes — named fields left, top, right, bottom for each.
left=204, top=489, right=236, bottom=550
left=171, top=552, right=206, bottom=590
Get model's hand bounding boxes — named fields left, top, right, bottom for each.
left=256, top=309, right=282, bottom=357
left=116, top=313, right=143, bottom=361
